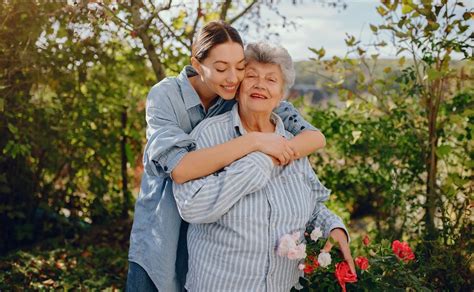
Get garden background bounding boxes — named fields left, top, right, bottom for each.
left=0, top=0, right=472, bottom=290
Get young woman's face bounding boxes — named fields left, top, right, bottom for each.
left=194, top=41, right=245, bottom=100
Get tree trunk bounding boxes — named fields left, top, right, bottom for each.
left=424, top=91, right=440, bottom=240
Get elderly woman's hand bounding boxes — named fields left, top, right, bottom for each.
left=323, top=228, right=356, bottom=275
left=251, top=132, right=298, bottom=165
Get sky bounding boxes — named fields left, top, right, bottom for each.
left=241, top=0, right=395, bottom=61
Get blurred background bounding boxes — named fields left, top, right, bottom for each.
left=0, top=0, right=472, bottom=290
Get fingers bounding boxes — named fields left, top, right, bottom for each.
left=281, top=149, right=291, bottom=165
left=338, top=239, right=356, bottom=275
left=287, top=144, right=299, bottom=159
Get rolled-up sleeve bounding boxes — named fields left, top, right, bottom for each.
left=273, top=101, right=318, bottom=135
left=311, top=203, right=350, bottom=243
left=302, top=160, right=350, bottom=243
left=173, top=152, right=273, bottom=224
left=143, top=83, right=196, bottom=177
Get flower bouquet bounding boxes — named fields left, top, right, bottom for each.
left=277, top=224, right=420, bottom=291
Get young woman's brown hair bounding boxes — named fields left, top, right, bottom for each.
left=192, top=21, right=244, bottom=62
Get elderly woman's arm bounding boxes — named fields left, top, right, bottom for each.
left=173, top=152, right=273, bottom=224
left=274, top=101, right=326, bottom=159
left=310, top=203, right=350, bottom=242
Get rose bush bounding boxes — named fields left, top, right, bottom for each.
left=287, top=224, right=428, bottom=291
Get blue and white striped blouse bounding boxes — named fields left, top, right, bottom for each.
left=173, top=103, right=348, bottom=292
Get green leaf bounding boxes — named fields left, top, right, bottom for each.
left=399, top=56, right=406, bottom=66
left=7, top=123, right=18, bottom=135
left=376, top=6, right=388, bottom=16
left=426, top=68, right=443, bottom=80
left=0, top=98, right=3, bottom=112
left=436, top=145, right=451, bottom=158
left=370, top=24, right=378, bottom=33
left=402, top=4, right=414, bottom=14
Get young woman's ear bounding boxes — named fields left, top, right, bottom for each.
left=191, top=57, right=202, bottom=75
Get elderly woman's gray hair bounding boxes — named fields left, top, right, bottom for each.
left=244, top=42, right=295, bottom=94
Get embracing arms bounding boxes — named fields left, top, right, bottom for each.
left=171, top=101, right=325, bottom=183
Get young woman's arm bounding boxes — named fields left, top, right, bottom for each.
left=172, top=101, right=326, bottom=184
left=171, top=132, right=293, bottom=184
left=288, top=130, right=326, bottom=159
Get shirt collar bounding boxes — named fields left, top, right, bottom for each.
left=177, top=65, right=203, bottom=110
left=230, top=103, right=286, bottom=137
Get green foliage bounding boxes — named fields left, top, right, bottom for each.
left=303, top=0, right=473, bottom=289
left=307, top=0, right=472, bottom=242
left=0, top=2, right=151, bottom=253
left=0, top=220, right=130, bottom=290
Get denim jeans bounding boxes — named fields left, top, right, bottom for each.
left=126, top=261, right=158, bottom=292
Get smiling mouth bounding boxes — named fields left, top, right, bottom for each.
left=222, top=85, right=237, bottom=91
left=250, top=93, right=268, bottom=99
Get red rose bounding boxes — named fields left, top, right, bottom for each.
left=391, top=240, right=415, bottom=263
left=303, top=264, right=314, bottom=274
left=308, top=255, right=319, bottom=267
left=362, top=235, right=370, bottom=246
left=303, top=255, right=319, bottom=274
left=335, top=261, right=357, bottom=292
left=355, top=256, right=369, bottom=270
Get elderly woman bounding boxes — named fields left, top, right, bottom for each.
left=173, top=42, right=354, bottom=291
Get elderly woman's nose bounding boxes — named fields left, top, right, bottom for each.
left=253, top=77, right=265, bottom=89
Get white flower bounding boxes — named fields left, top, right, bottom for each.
left=291, top=231, right=301, bottom=242
left=317, top=252, right=332, bottom=268
left=288, top=243, right=307, bottom=260
left=277, top=234, right=297, bottom=257
left=310, top=227, right=323, bottom=242
left=298, top=263, right=306, bottom=271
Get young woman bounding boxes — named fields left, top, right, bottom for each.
left=126, top=21, right=326, bottom=292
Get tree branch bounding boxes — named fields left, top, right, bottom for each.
left=188, top=0, right=202, bottom=45
left=220, top=0, right=232, bottom=21
left=228, top=0, right=258, bottom=24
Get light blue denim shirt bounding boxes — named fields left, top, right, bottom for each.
left=128, top=66, right=318, bottom=292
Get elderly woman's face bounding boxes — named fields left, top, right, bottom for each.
left=238, top=60, right=284, bottom=114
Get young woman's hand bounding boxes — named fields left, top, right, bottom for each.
left=250, top=132, right=298, bottom=165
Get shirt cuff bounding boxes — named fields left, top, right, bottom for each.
left=154, top=147, right=189, bottom=176
left=327, top=224, right=351, bottom=243
left=288, top=113, right=318, bottom=133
